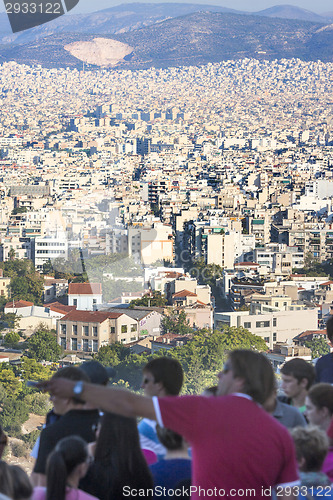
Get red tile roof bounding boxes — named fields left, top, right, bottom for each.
left=172, top=290, right=197, bottom=298
left=68, top=283, right=102, bottom=295
left=61, top=310, right=122, bottom=323
left=5, top=300, right=33, bottom=308
left=48, top=303, right=76, bottom=314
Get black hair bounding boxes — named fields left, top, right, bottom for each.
left=10, top=465, right=33, bottom=500
left=280, top=358, right=315, bottom=390
left=156, top=425, right=184, bottom=450
left=0, top=460, right=14, bottom=498
left=81, top=412, right=153, bottom=499
left=144, top=357, right=183, bottom=395
left=46, top=436, right=88, bottom=500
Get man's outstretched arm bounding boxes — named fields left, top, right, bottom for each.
left=40, top=378, right=156, bottom=420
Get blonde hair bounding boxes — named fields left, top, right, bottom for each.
left=291, top=426, right=329, bottom=471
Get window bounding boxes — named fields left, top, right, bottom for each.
left=244, top=322, right=251, bottom=328
left=73, top=299, right=77, bottom=306
left=72, top=338, right=77, bottom=350
left=121, top=338, right=126, bottom=342
left=110, top=327, right=115, bottom=334
left=264, top=337, right=269, bottom=343
left=273, top=333, right=277, bottom=342
left=73, top=325, right=77, bottom=335
left=131, top=324, right=137, bottom=332
left=275, top=302, right=278, bottom=307
left=83, top=325, right=89, bottom=336
left=93, top=326, right=98, bottom=337
left=93, top=340, right=98, bottom=352
left=131, top=336, right=136, bottom=341
left=121, top=325, right=127, bottom=333
left=83, top=339, right=89, bottom=351
left=60, top=337, right=66, bottom=349
left=93, top=299, right=97, bottom=304
left=256, top=321, right=270, bottom=328
left=273, top=318, right=277, bottom=327
left=61, top=324, right=66, bottom=334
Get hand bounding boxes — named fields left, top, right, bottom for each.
left=37, top=377, right=77, bottom=398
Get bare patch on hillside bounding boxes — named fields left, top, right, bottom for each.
left=64, top=37, right=133, bottom=67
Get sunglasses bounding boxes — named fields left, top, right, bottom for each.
left=222, top=364, right=231, bottom=374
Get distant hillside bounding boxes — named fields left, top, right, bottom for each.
left=0, top=10, right=332, bottom=69
left=0, top=2, right=243, bottom=44
left=0, top=2, right=332, bottom=46
left=255, top=5, right=331, bottom=23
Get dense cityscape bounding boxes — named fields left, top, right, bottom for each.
left=0, top=52, right=333, bottom=493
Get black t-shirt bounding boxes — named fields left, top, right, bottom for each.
left=33, top=408, right=99, bottom=474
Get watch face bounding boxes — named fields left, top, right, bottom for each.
left=74, top=381, right=83, bottom=395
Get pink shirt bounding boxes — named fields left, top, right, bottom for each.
left=32, top=487, right=98, bottom=500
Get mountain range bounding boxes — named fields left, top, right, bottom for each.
left=0, top=3, right=332, bottom=68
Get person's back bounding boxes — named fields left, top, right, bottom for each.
left=33, top=366, right=98, bottom=485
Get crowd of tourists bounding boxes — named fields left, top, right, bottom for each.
left=2, top=318, right=333, bottom=499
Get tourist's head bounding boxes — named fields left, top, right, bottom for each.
left=280, top=358, right=315, bottom=399
left=141, top=357, right=183, bottom=397
left=305, top=383, right=333, bottom=430
left=217, top=350, right=275, bottom=405
left=291, top=426, right=329, bottom=472
left=51, top=366, right=90, bottom=414
left=46, top=435, right=90, bottom=500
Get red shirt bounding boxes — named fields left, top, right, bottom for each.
left=154, top=394, right=299, bottom=499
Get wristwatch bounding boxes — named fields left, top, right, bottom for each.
left=73, top=380, right=84, bottom=397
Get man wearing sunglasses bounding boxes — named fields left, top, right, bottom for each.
left=41, top=350, right=298, bottom=499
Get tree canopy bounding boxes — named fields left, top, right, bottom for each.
left=28, top=327, right=63, bottom=362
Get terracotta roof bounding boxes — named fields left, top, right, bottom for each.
left=48, top=303, right=76, bottom=314
left=5, top=300, right=34, bottom=308
left=172, top=290, right=197, bottom=298
left=61, top=310, right=122, bottom=323
left=164, top=272, right=185, bottom=278
left=319, top=281, right=333, bottom=286
left=296, top=329, right=326, bottom=339
left=235, top=262, right=259, bottom=266
left=68, top=283, right=102, bottom=295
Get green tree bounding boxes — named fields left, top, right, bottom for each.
left=8, top=248, right=16, bottom=261
left=129, top=291, right=167, bottom=309
left=28, top=327, right=63, bottom=362
left=0, top=313, right=20, bottom=330
left=12, top=206, right=27, bottom=215
left=0, top=399, right=29, bottom=435
left=94, top=343, right=129, bottom=367
left=161, top=310, right=194, bottom=335
left=3, top=331, right=20, bottom=347
left=11, top=272, right=44, bottom=305
left=42, top=259, right=54, bottom=276
left=304, top=338, right=330, bottom=359
left=20, top=356, right=53, bottom=381
left=0, top=368, right=22, bottom=396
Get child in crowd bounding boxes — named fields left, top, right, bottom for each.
left=291, top=426, right=332, bottom=496
left=32, top=435, right=98, bottom=500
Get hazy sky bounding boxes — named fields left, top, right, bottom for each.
left=72, top=0, right=333, bottom=14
